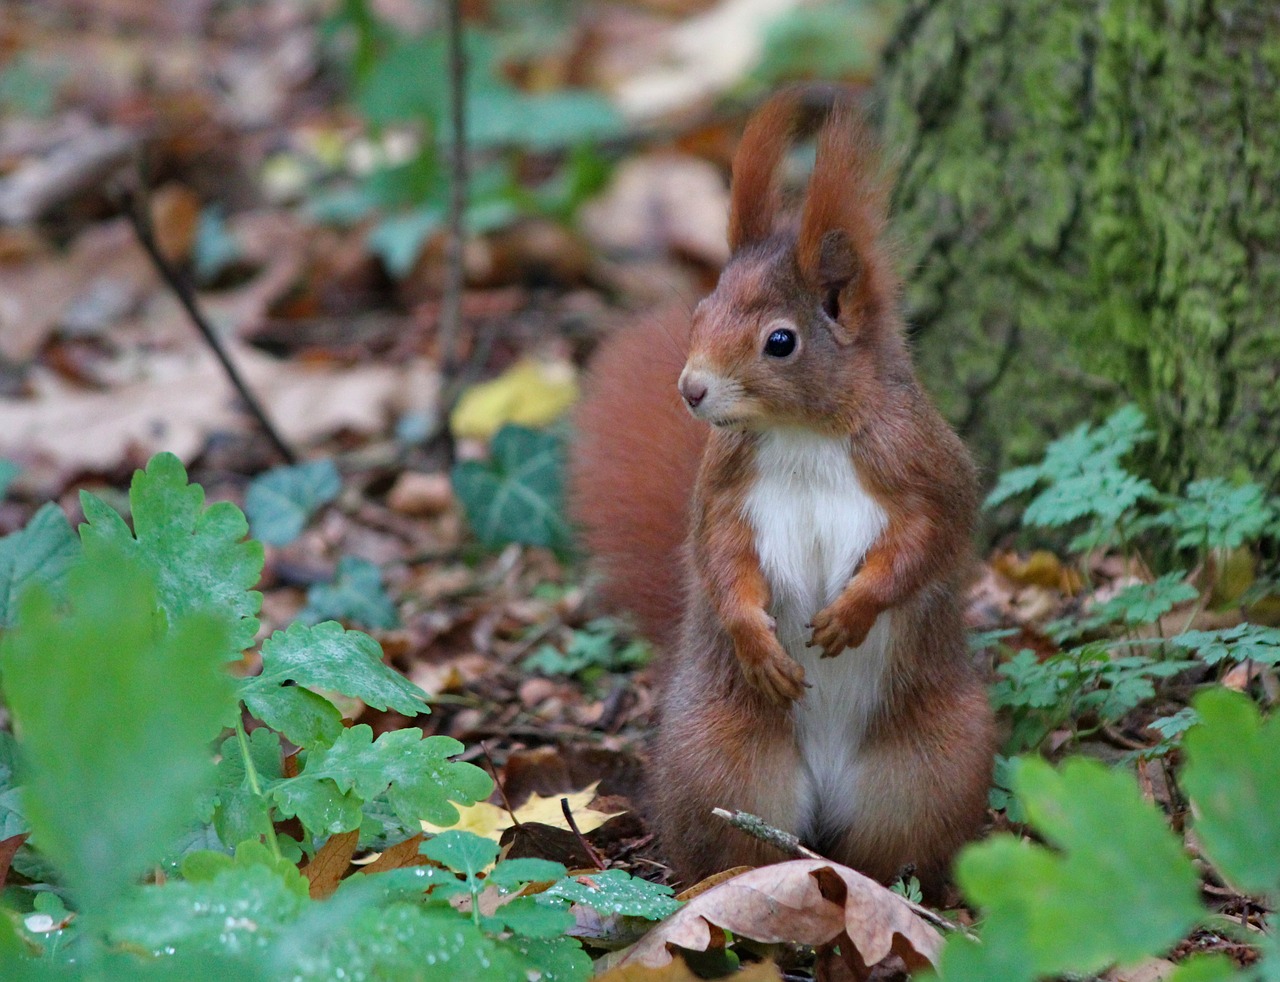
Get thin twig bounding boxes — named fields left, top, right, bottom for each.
left=118, top=186, right=298, bottom=465
left=438, top=0, right=468, bottom=413
left=479, top=740, right=520, bottom=827
left=709, top=807, right=977, bottom=940
left=560, top=797, right=608, bottom=871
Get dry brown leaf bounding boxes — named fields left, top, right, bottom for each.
left=300, top=829, right=359, bottom=899
left=0, top=343, right=422, bottom=473
left=612, top=0, right=803, bottom=119
left=1105, top=958, right=1179, bottom=982
left=597, top=960, right=782, bottom=982
left=355, top=834, right=425, bottom=875
left=579, top=154, right=729, bottom=265
left=612, top=860, right=942, bottom=972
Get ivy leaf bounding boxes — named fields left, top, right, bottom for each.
left=947, top=756, right=1202, bottom=981
left=0, top=502, right=79, bottom=628
left=1090, top=573, right=1198, bottom=627
left=244, top=460, right=342, bottom=547
left=1171, top=623, right=1280, bottom=667
left=452, top=425, right=570, bottom=553
left=79, top=452, right=264, bottom=654
left=543, top=869, right=681, bottom=920
left=301, top=557, right=399, bottom=629
left=251, top=621, right=422, bottom=710
left=421, top=829, right=499, bottom=879
left=1182, top=689, right=1280, bottom=896
left=0, top=544, right=236, bottom=920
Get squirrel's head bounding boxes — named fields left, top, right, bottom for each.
left=678, top=91, right=899, bottom=433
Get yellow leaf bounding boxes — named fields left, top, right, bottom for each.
left=449, top=358, right=579, bottom=441
left=422, top=782, right=623, bottom=841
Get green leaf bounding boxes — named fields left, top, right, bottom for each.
left=79, top=452, right=264, bottom=654
left=301, top=557, right=399, bottom=629
left=420, top=829, right=500, bottom=879
left=1182, top=689, right=1280, bottom=897
left=484, top=896, right=574, bottom=939
left=109, top=860, right=309, bottom=957
left=487, top=857, right=568, bottom=890
left=212, top=730, right=283, bottom=850
left=271, top=727, right=492, bottom=837
left=0, top=544, right=236, bottom=920
left=467, top=90, right=621, bottom=151
left=293, top=903, right=525, bottom=981
left=0, top=502, right=79, bottom=628
left=983, top=465, right=1043, bottom=509
left=243, top=621, right=425, bottom=726
left=243, top=684, right=344, bottom=750
left=506, top=935, right=593, bottom=982
left=1165, top=478, right=1277, bottom=551
left=0, top=459, right=18, bottom=499
left=283, top=727, right=492, bottom=832
left=543, top=869, right=681, bottom=920
left=1165, top=954, right=1246, bottom=982
left=452, top=425, right=570, bottom=553
left=1090, top=572, right=1198, bottom=627
left=244, top=460, right=342, bottom=547
left=1172, top=623, right=1280, bottom=667
left=952, top=756, right=1201, bottom=979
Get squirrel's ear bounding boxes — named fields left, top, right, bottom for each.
left=727, top=92, right=801, bottom=252
left=797, top=110, right=892, bottom=339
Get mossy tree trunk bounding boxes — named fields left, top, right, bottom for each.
left=875, top=0, right=1280, bottom=490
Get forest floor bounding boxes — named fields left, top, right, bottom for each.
left=0, top=2, right=1272, bottom=980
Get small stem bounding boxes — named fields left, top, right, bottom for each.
left=438, top=0, right=468, bottom=422
left=235, top=715, right=283, bottom=861
left=117, top=185, right=298, bottom=465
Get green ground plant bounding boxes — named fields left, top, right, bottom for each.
left=0, top=454, right=677, bottom=980
left=952, top=407, right=1280, bottom=981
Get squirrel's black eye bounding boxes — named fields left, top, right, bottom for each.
left=764, top=328, right=797, bottom=358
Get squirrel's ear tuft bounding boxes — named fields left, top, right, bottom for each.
left=797, top=110, right=894, bottom=337
left=726, top=93, right=799, bottom=253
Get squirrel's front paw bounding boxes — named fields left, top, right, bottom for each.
left=733, top=630, right=807, bottom=705
left=809, top=597, right=879, bottom=658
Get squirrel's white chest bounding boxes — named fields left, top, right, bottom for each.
left=742, top=430, right=887, bottom=631
left=742, top=429, right=891, bottom=838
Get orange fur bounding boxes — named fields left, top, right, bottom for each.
left=570, top=90, right=994, bottom=897
left=567, top=310, right=705, bottom=647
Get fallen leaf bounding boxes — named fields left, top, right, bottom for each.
left=300, top=829, right=360, bottom=899
left=356, top=834, right=426, bottom=875
left=612, top=0, right=803, bottom=120
left=597, top=960, right=782, bottom=982
left=610, top=860, right=942, bottom=972
left=421, top=782, right=624, bottom=842
left=579, top=154, right=729, bottom=266
left=449, top=358, right=579, bottom=441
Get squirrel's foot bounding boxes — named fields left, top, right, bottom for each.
left=809, top=596, right=878, bottom=658
left=734, top=628, right=807, bottom=704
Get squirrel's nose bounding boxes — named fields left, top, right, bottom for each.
left=680, top=378, right=708, bottom=408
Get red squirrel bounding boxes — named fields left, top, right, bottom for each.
left=569, top=89, right=994, bottom=893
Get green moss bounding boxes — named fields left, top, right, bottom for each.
left=876, top=0, right=1280, bottom=489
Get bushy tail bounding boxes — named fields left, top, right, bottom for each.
left=568, top=310, right=706, bottom=648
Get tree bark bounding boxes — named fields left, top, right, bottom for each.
left=875, top=0, right=1280, bottom=490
